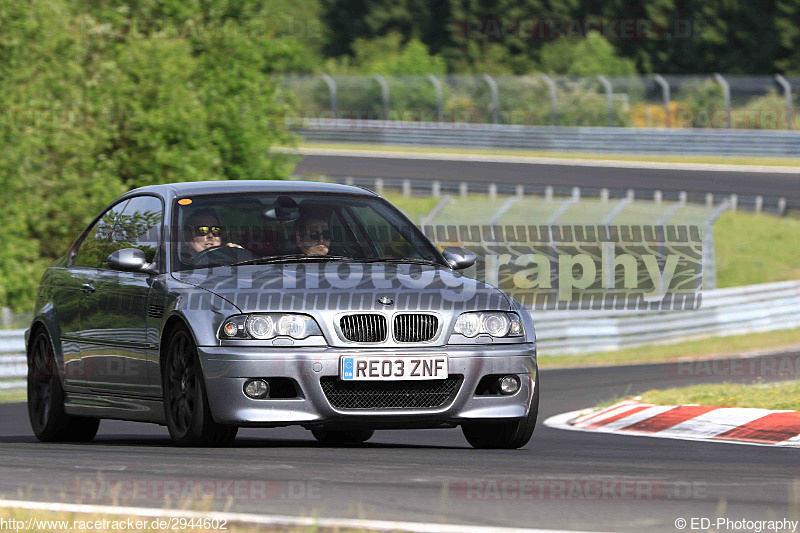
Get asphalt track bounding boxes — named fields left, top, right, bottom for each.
left=294, top=153, right=800, bottom=206
left=1, top=352, right=798, bottom=532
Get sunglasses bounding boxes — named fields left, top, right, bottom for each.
left=301, top=229, right=331, bottom=242
left=193, top=225, right=223, bottom=237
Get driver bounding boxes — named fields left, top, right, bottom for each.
left=181, top=208, right=242, bottom=263
left=295, top=206, right=331, bottom=256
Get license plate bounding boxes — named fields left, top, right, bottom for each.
left=341, top=356, right=448, bottom=381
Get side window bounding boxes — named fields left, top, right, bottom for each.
left=73, top=201, right=129, bottom=268
left=107, top=196, right=163, bottom=264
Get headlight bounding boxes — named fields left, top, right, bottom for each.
left=248, top=315, right=274, bottom=339
left=453, top=313, right=482, bottom=337
left=452, top=312, right=524, bottom=338
left=219, top=314, right=322, bottom=341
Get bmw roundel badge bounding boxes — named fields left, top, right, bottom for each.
left=378, top=296, right=394, bottom=306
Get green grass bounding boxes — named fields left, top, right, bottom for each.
left=434, top=196, right=508, bottom=226
left=381, top=193, right=439, bottom=225
left=715, top=210, right=800, bottom=288
left=639, top=379, right=800, bottom=410
left=0, top=388, right=26, bottom=403
left=556, top=201, right=618, bottom=225
left=499, top=198, right=561, bottom=225
left=302, top=142, right=800, bottom=167
left=538, top=327, right=800, bottom=368
left=612, top=201, right=677, bottom=225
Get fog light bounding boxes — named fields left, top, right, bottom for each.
left=244, top=379, right=270, bottom=399
left=498, top=375, right=520, bottom=395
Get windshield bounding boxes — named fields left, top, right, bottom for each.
left=171, top=192, right=443, bottom=271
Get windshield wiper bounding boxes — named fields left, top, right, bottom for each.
left=228, top=254, right=355, bottom=267
left=355, top=257, right=442, bottom=267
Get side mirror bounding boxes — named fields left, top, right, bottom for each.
left=441, top=246, right=476, bottom=270
left=107, top=248, right=153, bottom=273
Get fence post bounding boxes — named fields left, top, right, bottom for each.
left=598, top=75, right=614, bottom=127
left=713, top=73, right=731, bottom=128
left=402, top=179, right=411, bottom=197
left=600, top=188, right=609, bottom=202
left=730, top=194, right=738, bottom=210
left=321, top=74, right=337, bottom=119
left=459, top=182, right=468, bottom=198
left=545, top=186, right=554, bottom=202
left=488, top=183, right=497, bottom=200
left=571, top=187, right=580, bottom=201
left=374, top=178, right=384, bottom=195
left=705, top=193, right=714, bottom=207
left=654, top=190, right=662, bottom=205
left=482, top=74, right=499, bottom=124
left=515, top=184, right=524, bottom=198
left=703, top=201, right=731, bottom=289
left=432, top=180, right=441, bottom=198
left=775, top=74, right=793, bottom=130
left=754, top=195, right=763, bottom=214
left=427, top=75, right=444, bottom=123
left=541, top=74, right=558, bottom=126
left=603, top=193, right=634, bottom=289
left=373, top=74, right=390, bottom=120
left=653, top=74, right=671, bottom=127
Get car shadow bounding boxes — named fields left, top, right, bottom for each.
left=0, top=434, right=465, bottom=450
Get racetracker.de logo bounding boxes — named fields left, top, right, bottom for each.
left=452, top=478, right=706, bottom=501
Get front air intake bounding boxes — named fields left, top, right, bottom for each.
left=340, top=314, right=388, bottom=343
left=393, top=314, right=438, bottom=342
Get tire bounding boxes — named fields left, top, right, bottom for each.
left=27, top=329, right=99, bottom=442
left=461, top=375, right=539, bottom=449
left=311, top=428, right=374, bottom=445
left=163, top=326, right=238, bottom=447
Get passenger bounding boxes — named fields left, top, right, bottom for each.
left=295, top=207, right=332, bottom=256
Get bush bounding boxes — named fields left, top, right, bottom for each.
left=676, top=79, right=727, bottom=128
left=730, top=90, right=792, bottom=130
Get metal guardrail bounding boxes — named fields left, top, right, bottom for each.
left=294, top=119, right=800, bottom=157
left=1, top=278, right=798, bottom=386
left=531, top=280, right=800, bottom=354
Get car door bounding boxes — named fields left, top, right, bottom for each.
left=62, top=200, right=128, bottom=388
left=80, top=195, right=164, bottom=395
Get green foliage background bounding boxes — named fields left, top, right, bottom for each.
left=0, top=0, right=306, bottom=311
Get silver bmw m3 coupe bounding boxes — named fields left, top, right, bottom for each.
left=27, top=180, right=538, bottom=448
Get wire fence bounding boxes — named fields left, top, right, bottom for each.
left=283, top=74, right=800, bottom=130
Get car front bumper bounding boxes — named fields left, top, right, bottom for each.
left=197, top=343, right=537, bottom=428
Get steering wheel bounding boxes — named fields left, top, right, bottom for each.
left=190, top=245, right=258, bottom=267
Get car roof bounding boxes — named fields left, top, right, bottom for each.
left=128, top=180, right=378, bottom=198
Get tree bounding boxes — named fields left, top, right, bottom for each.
left=539, top=31, right=637, bottom=76
left=0, top=0, right=302, bottom=311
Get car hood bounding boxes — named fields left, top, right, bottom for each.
left=172, top=262, right=511, bottom=313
